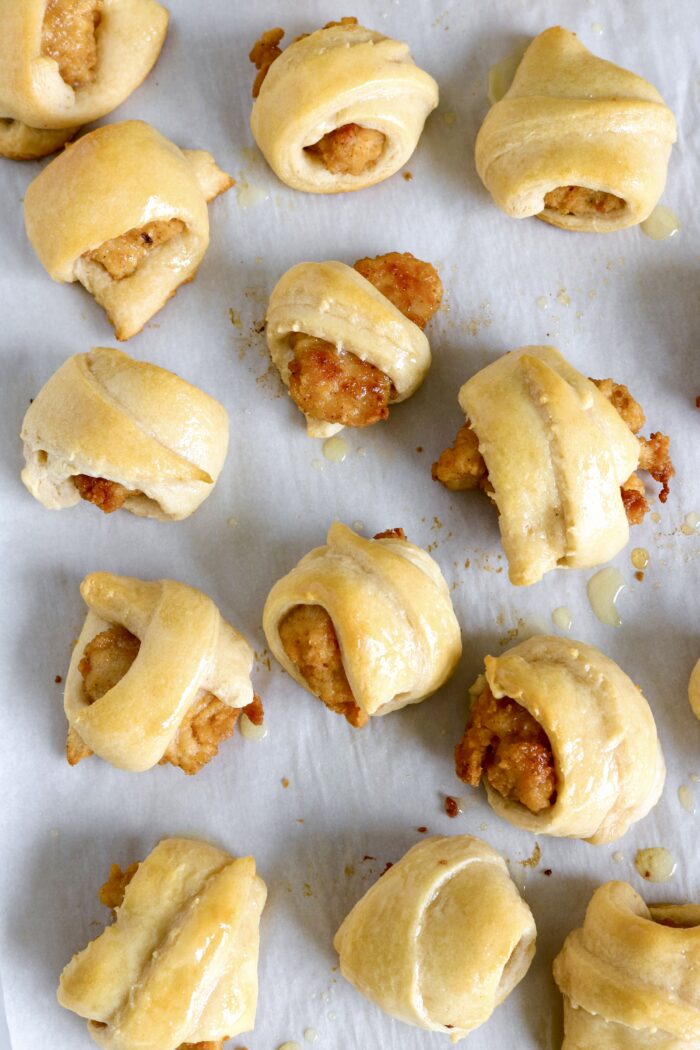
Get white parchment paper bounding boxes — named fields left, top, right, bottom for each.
left=1, top=1, right=699, bottom=1048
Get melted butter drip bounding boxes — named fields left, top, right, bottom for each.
left=304, top=1031, right=318, bottom=1044
left=323, top=436, right=348, bottom=463
left=239, top=714, right=268, bottom=741
left=487, top=45, right=528, bottom=104
left=278, top=1043, right=301, bottom=1050
left=631, top=547, right=649, bottom=570
left=552, top=606, right=573, bottom=631
left=635, top=847, right=677, bottom=883
left=681, top=512, right=700, bottom=536
left=641, top=205, right=680, bottom=241
left=612, top=851, right=625, bottom=864
left=236, top=176, right=269, bottom=209
left=679, top=785, right=696, bottom=814
left=587, top=568, right=626, bottom=627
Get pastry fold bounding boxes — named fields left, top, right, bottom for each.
left=553, top=881, right=700, bottom=1048
left=23, top=120, right=232, bottom=339
left=21, top=347, right=229, bottom=521
left=64, top=573, right=254, bottom=772
left=475, top=27, right=677, bottom=231
left=266, top=260, right=431, bottom=437
left=0, top=0, right=168, bottom=138
left=334, top=835, right=536, bottom=1039
left=263, top=522, right=462, bottom=718
left=471, top=635, right=664, bottom=844
left=458, top=345, right=640, bottom=586
left=58, top=838, right=266, bottom=1049
left=251, top=21, right=438, bottom=193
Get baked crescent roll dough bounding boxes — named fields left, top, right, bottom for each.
left=462, top=635, right=665, bottom=844
left=64, top=572, right=254, bottom=772
left=334, top=835, right=536, bottom=1039
left=266, top=260, right=431, bottom=438
left=0, top=118, right=77, bottom=160
left=251, top=21, right=438, bottom=193
left=58, top=838, right=267, bottom=1049
left=0, top=0, right=168, bottom=158
left=689, top=658, right=700, bottom=720
left=263, top=522, right=462, bottom=719
left=475, top=27, right=677, bottom=232
left=21, top=347, right=229, bottom=521
left=553, top=881, right=700, bottom=1048
left=458, top=345, right=640, bottom=586
left=23, top=120, right=233, bottom=340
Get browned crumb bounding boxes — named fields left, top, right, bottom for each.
left=417, top=826, right=428, bottom=833
left=432, top=423, right=489, bottom=491
left=445, top=795, right=459, bottom=818
left=638, top=432, right=674, bottom=503
left=620, top=472, right=649, bottom=525
left=41, top=0, right=102, bottom=91
left=455, top=685, right=557, bottom=814
left=159, top=691, right=240, bottom=776
left=281, top=777, right=289, bottom=788
left=591, top=378, right=645, bottom=433
left=403, top=171, right=413, bottom=181
left=241, top=694, right=264, bottom=727
left=354, top=252, right=443, bottom=329
left=249, top=27, right=284, bottom=97
left=305, top=123, right=386, bottom=176
left=279, top=604, right=368, bottom=727
left=373, top=528, right=406, bottom=541
left=543, top=868, right=553, bottom=876
left=54, top=675, right=62, bottom=684
left=696, top=396, right=700, bottom=410
left=83, top=218, right=186, bottom=281
left=98, top=860, right=140, bottom=910
left=66, top=725, right=93, bottom=766
left=544, top=186, right=626, bottom=216
left=635, top=570, right=644, bottom=582
left=73, top=475, right=140, bottom=514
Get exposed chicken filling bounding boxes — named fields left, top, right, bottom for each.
left=73, top=475, right=141, bottom=514
left=67, top=625, right=262, bottom=775
left=82, top=218, right=186, bottom=281
left=544, top=186, right=626, bottom=217
left=41, top=0, right=102, bottom=91
left=455, top=685, right=557, bottom=814
left=288, top=252, right=442, bottom=427
left=433, top=378, right=674, bottom=525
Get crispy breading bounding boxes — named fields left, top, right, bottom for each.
left=241, top=694, right=264, bottom=727
left=42, top=0, right=102, bottom=91
left=279, top=604, right=368, bottom=728
left=373, top=528, right=406, bottom=540
left=79, top=625, right=141, bottom=701
left=620, top=472, right=649, bottom=525
left=544, top=185, right=626, bottom=216
left=455, top=685, right=557, bottom=814
left=83, top=218, right=186, bottom=281
left=159, top=691, right=240, bottom=776
left=432, top=423, right=489, bottom=491
left=73, top=475, right=140, bottom=514
left=66, top=725, right=92, bottom=766
left=288, top=333, right=394, bottom=428
left=354, top=252, right=442, bottom=329
left=638, top=431, right=674, bottom=502
left=591, top=378, right=646, bottom=433
left=305, top=123, right=386, bottom=176
left=98, top=861, right=140, bottom=911
left=249, top=27, right=284, bottom=97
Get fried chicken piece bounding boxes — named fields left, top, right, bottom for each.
left=288, top=333, right=395, bottom=428
left=241, top=693, right=265, bottom=727
left=73, top=475, right=140, bottom=514
left=354, top=252, right=443, bottom=330
left=638, top=431, right=674, bottom=503
left=455, top=686, right=557, bottom=814
left=98, top=861, right=140, bottom=911
left=432, top=423, right=489, bottom=491
left=79, top=625, right=141, bottom=701
left=620, top=472, right=649, bottom=525
left=591, top=378, right=646, bottom=433
left=279, top=604, right=367, bottom=728
left=373, top=528, right=406, bottom=540
left=83, top=218, right=186, bottom=281
left=159, top=690, right=241, bottom=776
left=305, top=122, right=386, bottom=176
left=544, top=185, right=626, bottom=216
left=249, top=26, right=284, bottom=97
left=42, top=0, right=102, bottom=91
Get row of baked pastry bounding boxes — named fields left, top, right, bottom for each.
left=57, top=834, right=700, bottom=1047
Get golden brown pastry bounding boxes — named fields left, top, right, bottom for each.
left=334, top=835, right=536, bottom=1039
left=263, top=523, right=462, bottom=726
left=63, top=572, right=259, bottom=774
left=58, top=837, right=267, bottom=1049
left=21, top=347, right=229, bottom=521
left=250, top=17, right=438, bottom=193
left=0, top=0, right=168, bottom=160
left=266, top=254, right=441, bottom=437
left=475, top=27, right=677, bottom=232
left=23, top=121, right=233, bottom=339
left=455, top=635, right=665, bottom=844
left=432, top=346, right=674, bottom=586
left=553, top=881, right=700, bottom=1047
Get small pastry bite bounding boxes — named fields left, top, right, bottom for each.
left=455, top=635, right=665, bottom=844
left=21, top=347, right=228, bottom=521
left=0, top=0, right=168, bottom=160
left=23, top=120, right=233, bottom=339
left=475, top=27, right=677, bottom=232
left=263, top=522, right=462, bottom=726
left=432, top=345, right=674, bottom=586
left=63, top=572, right=260, bottom=774
left=334, top=835, right=536, bottom=1039
left=249, top=17, right=438, bottom=193
left=690, top=658, right=700, bottom=720
left=57, top=837, right=266, bottom=1048
left=553, top=881, right=700, bottom=1047
left=266, top=253, right=441, bottom=438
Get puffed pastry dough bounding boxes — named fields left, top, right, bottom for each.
left=475, top=27, right=677, bottom=232
left=334, top=835, right=536, bottom=1039
left=21, top=347, right=229, bottom=521
left=263, top=522, right=462, bottom=719
left=64, top=572, right=255, bottom=772
left=266, top=261, right=432, bottom=438
left=464, top=635, right=665, bottom=844
left=23, top=120, right=233, bottom=339
left=251, top=20, right=438, bottom=193
left=457, top=345, right=641, bottom=586
left=0, top=0, right=168, bottom=159
left=689, top=659, right=700, bottom=721
left=553, top=881, right=700, bottom=1048
left=58, top=837, right=267, bottom=1049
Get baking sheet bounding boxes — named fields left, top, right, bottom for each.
left=1, top=1, right=699, bottom=1047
